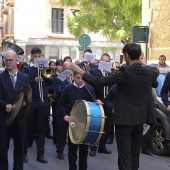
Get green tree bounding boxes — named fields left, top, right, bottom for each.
left=59, top=0, right=142, bottom=43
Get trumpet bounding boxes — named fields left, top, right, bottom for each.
left=38, top=64, right=56, bottom=102
left=102, top=70, right=109, bottom=98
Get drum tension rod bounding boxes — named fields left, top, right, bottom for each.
left=85, top=130, right=105, bottom=134
left=87, top=114, right=106, bottom=118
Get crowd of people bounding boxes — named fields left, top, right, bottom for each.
left=0, top=43, right=169, bottom=170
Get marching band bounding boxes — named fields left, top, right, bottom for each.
left=0, top=42, right=165, bottom=170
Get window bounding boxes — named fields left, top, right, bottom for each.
left=52, top=8, right=64, bottom=34
left=49, top=46, right=59, bottom=60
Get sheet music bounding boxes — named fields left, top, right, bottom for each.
left=34, top=58, right=48, bottom=68
left=57, top=69, right=72, bottom=81
left=98, top=61, right=112, bottom=72
left=83, top=53, right=96, bottom=63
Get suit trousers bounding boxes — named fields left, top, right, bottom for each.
left=24, top=99, right=50, bottom=155
left=115, top=124, right=143, bottom=170
left=68, top=137, right=89, bottom=170
left=54, top=115, right=68, bottom=153
left=0, top=120, right=25, bottom=170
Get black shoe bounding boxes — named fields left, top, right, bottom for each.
left=107, top=137, right=114, bottom=144
left=46, top=133, right=53, bottom=139
left=98, top=148, right=112, bottom=154
left=23, top=154, right=28, bottom=163
left=89, top=150, right=96, bottom=156
left=142, top=149, right=152, bottom=156
left=36, top=155, right=48, bottom=163
left=57, top=152, right=64, bottom=159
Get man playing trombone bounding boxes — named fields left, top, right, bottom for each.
left=22, top=47, right=52, bottom=163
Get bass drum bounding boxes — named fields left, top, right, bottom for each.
left=69, top=100, right=105, bottom=145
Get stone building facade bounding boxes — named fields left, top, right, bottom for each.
left=0, top=0, right=123, bottom=63
left=142, top=0, right=170, bottom=62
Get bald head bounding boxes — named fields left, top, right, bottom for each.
left=5, top=51, right=18, bottom=59
left=4, top=50, right=18, bottom=73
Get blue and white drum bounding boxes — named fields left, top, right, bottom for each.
left=69, top=100, right=105, bottom=145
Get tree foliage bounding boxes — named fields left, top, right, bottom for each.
left=59, top=0, right=142, bottom=43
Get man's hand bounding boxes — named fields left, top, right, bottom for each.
left=6, top=104, right=12, bottom=112
left=96, top=100, right=103, bottom=105
left=67, top=63, right=85, bottom=75
left=64, top=115, right=71, bottom=122
left=35, top=76, right=43, bottom=83
left=167, top=105, right=170, bottom=111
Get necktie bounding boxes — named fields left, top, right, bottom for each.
left=10, top=74, right=16, bottom=89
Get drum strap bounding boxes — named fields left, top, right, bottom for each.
left=84, top=85, right=96, bottom=102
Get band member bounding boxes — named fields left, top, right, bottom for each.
left=58, top=71, right=102, bottom=170
left=77, top=49, right=97, bottom=70
left=104, top=85, right=117, bottom=145
left=67, top=43, right=158, bottom=170
left=89, top=53, right=112, bottom=156
left=22, top=47, right=52, bottom=163
left=0, top=51, right=30, bottom=170
left=63, top=56, right=72, bottom=63
left=48, top=61, right=70, bottom=159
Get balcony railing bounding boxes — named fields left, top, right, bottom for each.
left=51, top=19, right=64, bottom=34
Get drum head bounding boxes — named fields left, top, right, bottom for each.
left=69, top=100, right=89, bottom=144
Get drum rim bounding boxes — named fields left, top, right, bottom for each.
left=93, top=104, right=105, bottom=145
left=69, top=100, right=89, bottom=144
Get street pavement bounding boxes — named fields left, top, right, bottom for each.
left=8, top=137, right=170, bottom=170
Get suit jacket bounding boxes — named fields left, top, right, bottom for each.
left=83, top=62, right=158, bottom=125
left=90, top=67, right=105, bottom=101
left=161, top=72, right=170, bottom=107
left=0, top=69, right=30, bottom=128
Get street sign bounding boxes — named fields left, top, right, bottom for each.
left=79, top=46, right=91, bottom=52
left=132, top=26, right=149, bottom=43
left=78, top=34, right=91, bottom=47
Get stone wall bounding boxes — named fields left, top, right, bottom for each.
left=142, top=0, right=170, bottom=61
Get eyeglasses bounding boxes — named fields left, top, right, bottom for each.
left=4, top=59, right=13, bottom=63
left=116, top=66, right=120, bottom=69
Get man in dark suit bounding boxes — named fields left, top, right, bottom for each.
left=0, top=51, right=30, bottom=170
left=67, top=43, right=158, bottom=170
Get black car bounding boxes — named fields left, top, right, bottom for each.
left=149, top=68, right=170, bottom=156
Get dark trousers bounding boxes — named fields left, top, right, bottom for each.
left=24, top=100, right=50, bottom=155
left=0, top=121, right=25, bottom=170
left=51, top=101, right=58, bottom=142
left=68, top=137, right=89, bottom=170
left=115, top=124, right=143, bottom=170
left=90, top=109, right=112, bottom=151
left=54, top=115, right=68, bottom=153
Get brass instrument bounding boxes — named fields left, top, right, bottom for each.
left=38, top=65, right=56, bottom=102
left=48, top=91, right=58, bottom=102
left=84, top=61, right=90, bottom=73
left=102, top=70, right=109, bottom=98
